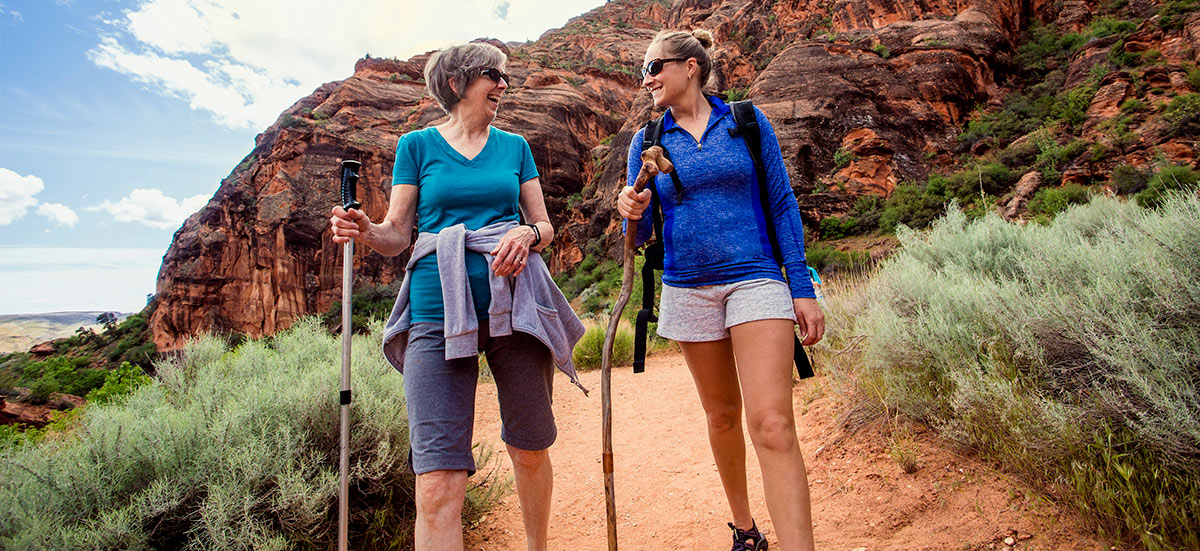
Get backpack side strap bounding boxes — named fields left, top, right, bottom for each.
left=730, top=100, right=815, bottom=379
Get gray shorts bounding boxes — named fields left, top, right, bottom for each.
left=403, top=322, right=556, bottom=475
left=656, top=278, right=796, bottom=342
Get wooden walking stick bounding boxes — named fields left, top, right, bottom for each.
left=337, top=159, right=362, bottom=551
left=601, top=146, right=673, bottom=551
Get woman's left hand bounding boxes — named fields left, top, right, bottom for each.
left=793, top=297, right=825, bottom=346
left=491, top=225, right=538, bottom=277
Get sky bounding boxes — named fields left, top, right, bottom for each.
left=0, top=0, right=605, bottom=315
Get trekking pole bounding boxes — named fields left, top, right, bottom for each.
left=601, top=146, right=672, bottom=551
left=337, top=159, right=362, bottom=551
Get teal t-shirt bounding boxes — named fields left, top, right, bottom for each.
left=392, top=126, right=539, bottom=322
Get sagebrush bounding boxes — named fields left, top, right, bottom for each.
left=850, top=192, right=1200, bottom=549
left=0, top=318, right=507, bottom=550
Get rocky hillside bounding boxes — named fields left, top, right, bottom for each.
left=150, top=0, right=1200, bottom=350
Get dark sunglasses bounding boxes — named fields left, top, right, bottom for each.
left=641, top=57, right=687, bottom=78
left=474, top=67, right=510, bottom=85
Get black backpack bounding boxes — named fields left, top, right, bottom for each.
left=632, top=99, right=814, bottom=379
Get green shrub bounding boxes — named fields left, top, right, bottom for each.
left=1157, top=0, right=1200, bottom=31
left=17, top=356, right=108, bottom=403
left=0, top=319, right=507, bottom=550
left=572, top=323, right=633, bottom=371
left=996, top=138, right=1040, bottom=169
left=578, top=254, right=598, bottom=274
left=805, top=244, right=870, bottom=274
left=280, top=115, right=306, bottom=129
left=1119, top=98, right=1147, bottom=113
left=1187, top=65, right=1200, bottom=91
left=819, top=216, right=859, bottom=240
left=85, top=361, right=151, bottom=405
left=1136, top=164, right=1200, bottom=207
left=957, top=81, right=1063, bottom=149
left=1052, top=85, right=1098, bottom=130
left=1015, top=22, right=1090, bottom=72
left=1025, top=183, right=1094, bottom=218
left=848, top=195, right=885, bottom=233
left=1109, top=38, right=1144, bottom=67
left=1099, top=115, right=1137, bottom=149
left=832, top=148, right=856, bottom=170
left=725, top=86, right=749, bottom=102
left=1163, top=93, right=1200, bottom=137
left=1110, top=164, right=1149, bottom=194
left=942, top=162, right=1019, bottom=199
left=872, top=43, right=890, bottom=58
left=879, top=180, right=952, bottom=234
left=1033, top=131, right=1089, bottom=183
left=854, top=193, right=1200, bottom=548
left=1084, top=16, right=1138, bottom=40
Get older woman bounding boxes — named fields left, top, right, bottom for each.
left=617, top=30, right=824, bottom=551
left=330, top=42, right=584, bottom=551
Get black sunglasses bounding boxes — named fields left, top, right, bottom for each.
left=641, top=57, right=687, bottom=78
left=474, top=67, right=510, bottom=85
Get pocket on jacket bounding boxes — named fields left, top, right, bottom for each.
left=535, top=303, right=559, bottom=319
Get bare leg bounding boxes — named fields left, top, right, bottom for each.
left=414, top=469, right=468, bottom=551
left=729, top=319, right=815, bottom=551
left=678, top=339, right=755, bottom=530
left=508, top=445, right=552, bottom=551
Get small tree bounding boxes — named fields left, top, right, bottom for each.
left=96, top=312, right=119, bottom=332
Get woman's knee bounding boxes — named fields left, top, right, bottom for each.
left=746, top=410, right=798, bottom=453
left=416, top=470, right=468, bottom=515
left=704, top=407, right=742, bottom=434
left=507, top=446, right=550, bottom=471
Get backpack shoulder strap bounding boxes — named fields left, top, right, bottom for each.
left=642, top=114, right=665, bottom=152
left=728, top=100, right=781, bottom=265
left=728, top=100, right=762, bottom=163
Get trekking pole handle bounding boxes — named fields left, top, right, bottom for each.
left=340, top=160, right=362, bottom=211
left=633, top=146, right=673, bottom=193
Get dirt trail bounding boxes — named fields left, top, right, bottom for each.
left=465, top=352, right=1106, bottom=550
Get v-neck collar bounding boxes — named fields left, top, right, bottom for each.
left=432, top=126, right=494, bottom=165
left=661, top=95, right=731, bottom=144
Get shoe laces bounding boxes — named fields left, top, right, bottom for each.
left=729, top=522, right=763, bottom=551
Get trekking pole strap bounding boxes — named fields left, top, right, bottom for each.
left=794, top=334, right=814, bottom=379
left=633, top=246, right=661, bottom=374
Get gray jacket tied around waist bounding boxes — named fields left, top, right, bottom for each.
left=381, top=220, right=588, bottom=393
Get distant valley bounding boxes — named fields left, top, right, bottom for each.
left=0, top=312, right=125, bottom=354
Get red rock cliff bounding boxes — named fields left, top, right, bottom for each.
left=151, top=0, right=1200, bottom=349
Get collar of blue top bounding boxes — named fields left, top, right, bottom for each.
left=659, top=94, right=732, bottom=134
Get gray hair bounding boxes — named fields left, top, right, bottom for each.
left=424, top=43, right=507, bottom=113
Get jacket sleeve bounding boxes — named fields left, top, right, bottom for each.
left=756, top=107, right=815, bottom=299
left=623, top=127, right=655, bottom=248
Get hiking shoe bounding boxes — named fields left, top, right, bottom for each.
left=729, top=521, right=768, bottom=551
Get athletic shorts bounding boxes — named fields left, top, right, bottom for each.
left=656, top=278, right=796, bottom=342
left=403, top=322, right=556, bottom=475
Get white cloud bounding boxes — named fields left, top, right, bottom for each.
left=37, top=203, right=80, bottom=227
left=0, top=3, right=22, bottom=23
left=0, top=168, right=44, bottom=225
left=88, top=188, right=209, bottom=230
left=88, top=0, right=605, bottom=129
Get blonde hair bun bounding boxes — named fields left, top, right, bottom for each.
left=691, top=29, right=715, bottom=49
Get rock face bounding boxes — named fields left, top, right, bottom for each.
left=150, top=0, right=1200, bottom=349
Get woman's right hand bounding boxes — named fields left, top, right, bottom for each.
left=616, top=186, right=652, bottom=220
left=330, top=206, right=370, bottom=244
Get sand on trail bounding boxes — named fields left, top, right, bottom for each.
left=464, top=352, right=1106, bottom=550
